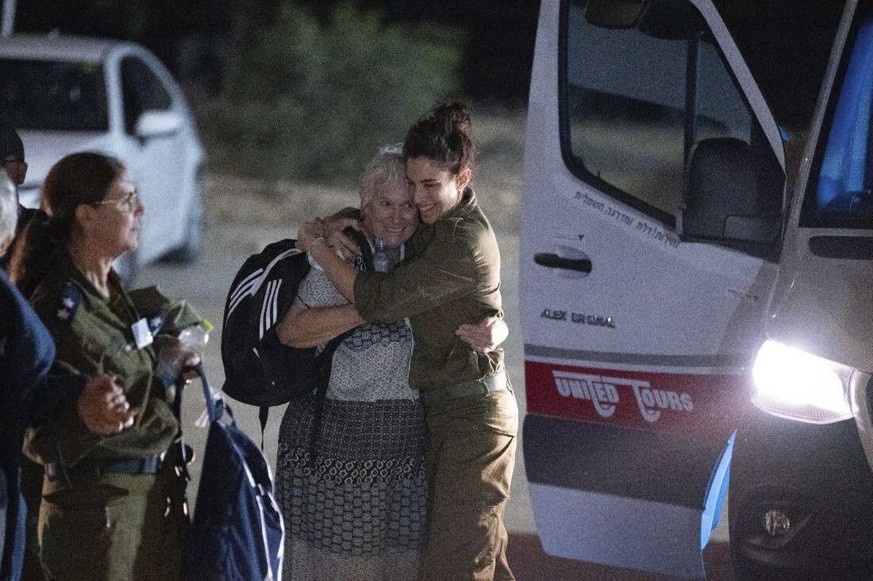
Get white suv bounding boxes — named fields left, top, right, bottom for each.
left=0, top=33, right=205, bottom=283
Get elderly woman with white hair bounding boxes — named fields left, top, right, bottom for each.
left=274, top=145, right=506, bottom=580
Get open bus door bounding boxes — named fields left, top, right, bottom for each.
left=520, top=0, right=786, bottom=577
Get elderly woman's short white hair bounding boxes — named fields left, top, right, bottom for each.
left=0, top=171, right=17, bottom=245
left=359, top=144, right=406, bottom=210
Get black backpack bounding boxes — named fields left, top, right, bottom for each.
left=221, top=234, right=370, bottom=444
left=221, top=239, right=326, bottom=441
left=222, top=239, right=314, bottom=401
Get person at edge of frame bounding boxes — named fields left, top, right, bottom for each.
left=0, top=126, right=32, bottom=272
left=0, top=124, right=49, bottom=581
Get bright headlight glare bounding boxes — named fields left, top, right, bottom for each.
left=751, top=340, right=854, bottom=423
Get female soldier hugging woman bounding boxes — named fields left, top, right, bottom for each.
left=275, top=144, right=508, bottom=581
left=299, top=103, right=518, bottom=581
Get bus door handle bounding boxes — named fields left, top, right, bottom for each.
left=533, top=252, right=592, bottom=274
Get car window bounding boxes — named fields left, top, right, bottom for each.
left=0, top=60, right=108, bottom=131
left=120, top=56, right=173, bottom=134
left=561, top=0, right=772, bottom=227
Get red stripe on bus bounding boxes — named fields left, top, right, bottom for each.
left=525, top=360, right=748, bottom=432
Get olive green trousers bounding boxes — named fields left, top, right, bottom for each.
left=38, top=473, right=182, bottom=581
left=419, top=388, right=518, bottom=581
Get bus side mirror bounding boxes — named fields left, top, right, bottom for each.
left=682, top=137, right=782, bottom=259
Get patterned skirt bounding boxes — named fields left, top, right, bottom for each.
left=276, top=392, right=427, bottom=581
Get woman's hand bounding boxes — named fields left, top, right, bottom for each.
left=323, top=216, right=363, bottom=262
left=456, top=316, right=509, bottom=354
left=324, top=230, right=360, bottom=263
left=155, top=336, right=202, bottom=386
left=77, top=374, right=139, bottom=435
left=296, top=219, right=323, bottom=253
left=297, top=215, right=362, bottom=262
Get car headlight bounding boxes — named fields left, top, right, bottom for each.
left=751, top=339, right=855, bottom=423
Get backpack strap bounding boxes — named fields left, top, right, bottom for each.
left=196, top=363, right=224, bottom=423
left=165, top=366, right=204, bottom=538
left=257, top=334, right=341, bottom=453
left=306, top=229, right=374, bottom=467
left=305, top=329, right=349, bottom=468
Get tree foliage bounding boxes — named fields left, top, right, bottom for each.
left=203, top=1, right=463, bottom=186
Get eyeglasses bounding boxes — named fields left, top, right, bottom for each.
left=95, top=190, right=139, bottom=213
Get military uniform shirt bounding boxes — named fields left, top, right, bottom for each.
left=24, top=251, right=201, bottom=466
left=354, top=188, right=504, bottom=391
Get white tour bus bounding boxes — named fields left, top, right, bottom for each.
left=521, top=0, right=873, bottom=578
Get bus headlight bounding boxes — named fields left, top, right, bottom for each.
left=751, top=339, right=854, bottom=423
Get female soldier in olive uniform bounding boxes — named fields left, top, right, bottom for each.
left=10, top=152, right=203, bottom=581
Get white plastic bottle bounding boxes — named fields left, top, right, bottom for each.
left=178, top=322, right=211, bottom=352
left=156, top=321, right=212, bottom=387
left=373, top=236, right=390, bottom=272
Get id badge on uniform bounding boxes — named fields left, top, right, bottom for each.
left=131, top=318, right=154, bottom=349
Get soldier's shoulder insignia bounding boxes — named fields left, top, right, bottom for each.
left=147, top=311, right=166, bottom=335
left=56, top=283, right=84, bottom=323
